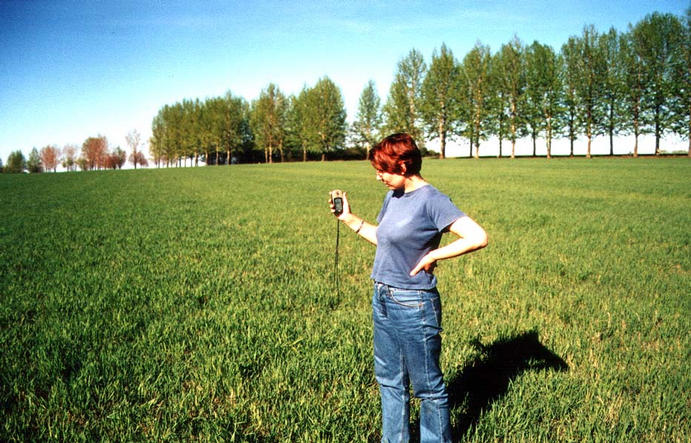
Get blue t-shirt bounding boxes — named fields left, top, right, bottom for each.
left=371, top=185, right=465, bottom=289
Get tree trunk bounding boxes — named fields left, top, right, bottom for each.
left=609, top=105, right=615, bottom=156
left=303, top=147, right=307, bottom=162
left=474, top=118, right=481, bottom=159
left=546, top=116, right=552, bottom=159
left=569, top=113, right=575, bottom=157
left=498, top=112, right=504, bottom=158
left=587, top=136, right=592, bottom=158
left=586, top=107, right=592, bottom=159
left=633, top=109, right=640, bottom=158
left=587, top=120, right=592, bottom=159
left=510, top=101, right=516, bottom=159
left=654, top=104, right=661, bottom=155
left=438, top=120, right=446, bottom=159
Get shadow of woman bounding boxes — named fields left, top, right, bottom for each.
left=411, top=330, right=568, bottom=441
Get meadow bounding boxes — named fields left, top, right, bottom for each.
left=0, top=158, right=689, bottom=441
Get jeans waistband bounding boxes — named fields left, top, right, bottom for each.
left=374, top=281, right=437, bottom=292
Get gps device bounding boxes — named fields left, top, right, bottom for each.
left=331, top=190, right=343, bottom=216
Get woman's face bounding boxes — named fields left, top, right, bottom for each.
left=375, top=168, right=406, bottom=190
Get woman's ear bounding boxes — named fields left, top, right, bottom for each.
left=399, top=162, right=407, bottom=175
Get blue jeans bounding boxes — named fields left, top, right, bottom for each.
left=372, top=282, right=451, bottom=443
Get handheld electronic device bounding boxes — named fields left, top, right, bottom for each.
left=330, top=190, right=344, bottom=216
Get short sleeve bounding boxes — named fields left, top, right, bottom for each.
left=426, top=191, right=465, bottom=232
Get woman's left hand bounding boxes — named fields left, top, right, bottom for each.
left=409, top=215, right=488, bottom=276
left=410, top=253, right=437, bottom=276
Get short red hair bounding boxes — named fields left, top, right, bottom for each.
left=369, top=133, right=422, bottom=176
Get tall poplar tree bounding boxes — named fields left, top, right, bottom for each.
left=618, top=29, right=647, bottom=157
left=309, top=77, right=347, bottom=160
left=193, top=100, right=215, bottom=166
left=561, top=37, right=582, bottom=157
left=286, top=88, right=318, bottom=162
left=525, top=42, right=563, bottom=158
left=488, top=51, right=509, bottom=157
left=221, top=92, right=250, bottom=165
left=459, top=43, right=491, bottom=158
left=421, top=43, right=461, bottom=159
left=150, top=111, right=164, bottom=167
left=575, top=25, right=607, bottom=159
left=250, top=83, right=287, bottom=163
left=523, top=41, right=545, bottom=156
left=383, top=49, right=426, bottom=145
left=352, top=80, right=382, bottom=159
left=203, top=97, right=226, bottom=165
left=678, top=9, right=691, bottom=156
left=180, top=99, right=200, bottom=166
left=495, top=37, right=526, bottom=158
left=598, top=28, right=625, bottom=156
left=633, top=12, right=685, bottom=155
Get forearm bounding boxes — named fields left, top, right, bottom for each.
left=340, top=213, right=377, bottom=245
left=432, top=215, right=488, bottom=261
left=429, top=235, right=487, bottom=262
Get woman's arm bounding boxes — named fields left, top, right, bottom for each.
left=339, top=213, right=378, bottom=245
left=329, top=191, right=377, bottom=245
left=409, top=215, right=488, bottom=276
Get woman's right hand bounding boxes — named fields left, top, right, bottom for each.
left=328, top=190, right=351, bottom=220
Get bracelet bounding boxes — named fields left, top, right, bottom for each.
left=354, top=219, right=365, bottom=234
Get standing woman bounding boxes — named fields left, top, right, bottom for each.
left=329, top=133, right=488, bottom=442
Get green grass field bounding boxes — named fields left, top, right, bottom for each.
left=1, top=158, right=689, bottom=441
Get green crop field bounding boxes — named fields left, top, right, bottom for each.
left=1, top=158, right=689, bottom=441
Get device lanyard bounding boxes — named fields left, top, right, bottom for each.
left=334, top=218, right=340, bottom=294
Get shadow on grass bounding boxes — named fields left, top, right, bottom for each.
left=409, top=330, right=568, bottom=441
left=450, top=330, right=568, bottom=439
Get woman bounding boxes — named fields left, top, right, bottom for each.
left=329, top=133, right=488, bottom=442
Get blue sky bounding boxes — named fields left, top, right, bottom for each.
left=0, top=0, right=687, bottom=162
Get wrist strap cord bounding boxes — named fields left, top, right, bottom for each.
left=334, top=219, right=340, bottom=294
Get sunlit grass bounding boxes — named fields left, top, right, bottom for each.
left=1, top=158, right=688, bottom=441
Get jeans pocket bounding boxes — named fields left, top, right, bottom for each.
left=387, top=288, right=422, bottom=309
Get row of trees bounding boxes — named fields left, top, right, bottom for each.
left=2, top=131, right=148, bottom=173
left=148, top=77, right=349, bottom=166
left=148, top=11, right=689, bottom=165
left=4, top=10, right=688, bottom=173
